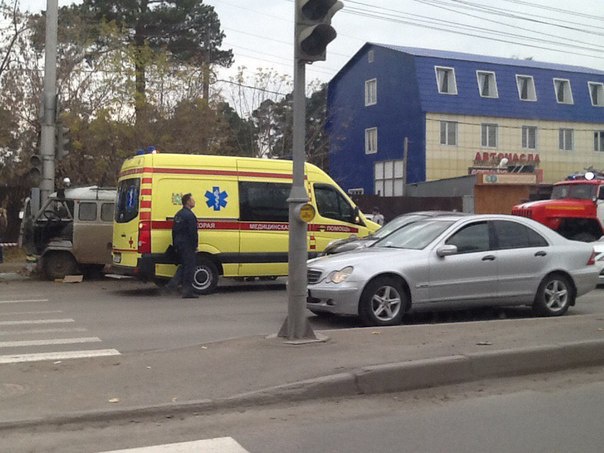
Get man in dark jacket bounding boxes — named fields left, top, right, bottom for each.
left=170, top=193, right=199, bottom=298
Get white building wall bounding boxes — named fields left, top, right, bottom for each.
left=425, top=113, right=604, bottom=183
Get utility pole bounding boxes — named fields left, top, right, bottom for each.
left=278, top=0, right=342, bottom=342
left=39, top=0, right=59, bottom=204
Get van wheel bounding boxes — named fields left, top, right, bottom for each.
left=44, top=252, right=79, bottom=280
left=192, top=259, right=219, bottom=295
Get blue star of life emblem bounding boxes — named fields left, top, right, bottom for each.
left=205, top=186, right=228, bottom=211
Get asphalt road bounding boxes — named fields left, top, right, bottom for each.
left=3, top=367, right=604, bottom=452
left=0, top=277, right=603, bottom=357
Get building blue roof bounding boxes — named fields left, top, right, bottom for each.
left=374, top=44, right=604, bottom=76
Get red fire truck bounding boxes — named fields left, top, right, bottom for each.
left=512, top=170, right=604, bottom=242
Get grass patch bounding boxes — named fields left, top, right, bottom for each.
left=1, top=246, right=27, bottom=263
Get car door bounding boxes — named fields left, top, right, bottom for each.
left=492, top=219, right=551, bottom=301
left=428, top=221, right=497, bottom=304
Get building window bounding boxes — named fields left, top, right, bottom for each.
left=516, top=75, right=537, bottom=101
left=481, top=123, right=498, bottom=148
left=435, top=66, right=457, bottom=95
left=365, top=127, right=378, bottom=154
left=595, top=131, right=604, bottom=152
left=559, top=128, right=574, bottom=151
left=365, top=79, right=377, bottom=106
left=589, top=82, right=604, bottom=107
left=554, top=79, right=573, bottom=104
left=374, top=160, right=404, bottom=197
left=368, top=50, right=374, bottom=63
left=522, top=126, right=537, bottom=149
left=476, top=71, right=498, bottom=98
left=440, top=121, right=457, bottom=146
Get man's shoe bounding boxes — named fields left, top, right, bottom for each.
left=182, top=293, right=199, bottom=299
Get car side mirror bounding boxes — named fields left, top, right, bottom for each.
left=437, top=244, right=458, bottom=257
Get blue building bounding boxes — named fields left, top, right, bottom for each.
left=327, top=44, right=604, bottom=195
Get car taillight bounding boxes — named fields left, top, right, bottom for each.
left=587, top=250, right=596, bottom=265
left=138, top=221, right=151, bottom=254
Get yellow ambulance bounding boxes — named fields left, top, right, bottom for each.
left=112, top=151, right=379, bottom=294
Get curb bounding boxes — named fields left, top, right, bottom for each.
left=1, top=339, right=604, bottom=431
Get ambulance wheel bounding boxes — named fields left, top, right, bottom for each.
left=192, top=259, right=219, bottom=295
left=43, top=252, right=79, bottom=280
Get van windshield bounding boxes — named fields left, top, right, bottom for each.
left=115, top=178, right=140, bottom=223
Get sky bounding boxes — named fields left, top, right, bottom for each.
left=21, top=0, right=604, bottom=86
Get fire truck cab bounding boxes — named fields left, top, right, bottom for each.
left=512, top=170, right=604, bottom=242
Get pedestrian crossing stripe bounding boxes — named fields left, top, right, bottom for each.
left=0, top=349, right=121, bottom=364
left=98, top=437, right=249, bottom=452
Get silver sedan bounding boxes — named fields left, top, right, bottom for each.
left=307, top=214, right=600, bottom=326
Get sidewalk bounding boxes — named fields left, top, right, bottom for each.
left=1, top=312, right=604, bottom=430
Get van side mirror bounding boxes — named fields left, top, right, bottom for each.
left=436, top=244, right=458, bottom=257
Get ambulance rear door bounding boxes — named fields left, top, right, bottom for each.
left=113, top=177, right=141, bottom=268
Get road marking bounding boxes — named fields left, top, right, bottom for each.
left=0, top=310, right=63, bottom=316
left=0, top=299, right=49, bottom=304
left=0, top=337, right=102, bottom=348
left=99, top=437, right=249, bottom=452
left=0, top=327, right=88, bottom=336
left=0, top=318, right=74, bottom=326
left=0, top=349, right=121, bottom=364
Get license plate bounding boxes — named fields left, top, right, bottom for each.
left=113, top=253, right=121, bottom=264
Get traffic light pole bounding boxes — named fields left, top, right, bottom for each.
left=278, top=58, right=317, bottom=342
left=39, top=0, right=58, bottom=204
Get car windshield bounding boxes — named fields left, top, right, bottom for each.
left=551, top=183, right=596, bottom=200
left=373, top=219, right=455, bottom=250
left=373, top=215, right=421, bottom=239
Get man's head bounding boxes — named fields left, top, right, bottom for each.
left=182, top=193, right=196, bottom=209
left=372, top=206, right=380, bottom=214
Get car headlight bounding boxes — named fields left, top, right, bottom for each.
left=327, top=266, right=353, bottom=284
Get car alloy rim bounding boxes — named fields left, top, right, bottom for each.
left=544, top=279, right=568, bottom=311
left=371, top=285, right=402, bottom=321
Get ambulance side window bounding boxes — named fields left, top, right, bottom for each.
left=115, top=178, right=140, bottom=223
left=239, top=182, right=290, bottom=222
left=314, top=184, right=356, bottom=224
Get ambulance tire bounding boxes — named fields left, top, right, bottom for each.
left=192, top=258, right=219, bottom=295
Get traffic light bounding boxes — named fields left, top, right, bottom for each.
left=29, top=154, right=43, bottom=186
left=55, top=122, right=70, bottom=160
left=295, top=0, right=343, bottom=62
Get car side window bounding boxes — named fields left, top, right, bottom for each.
left=493, top=220, right=548, bottom=249
left=78, top=202, right=97, bottom=221
left=445, top=222, right=490, bottom=253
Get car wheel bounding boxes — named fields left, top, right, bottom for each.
left=359, top=276, right=406, bottom=326
left=192, top=258, right=219, bottom=295
left=43, top=252, right=79, bottom=280
left=532, top=273, right=574, bottom=317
